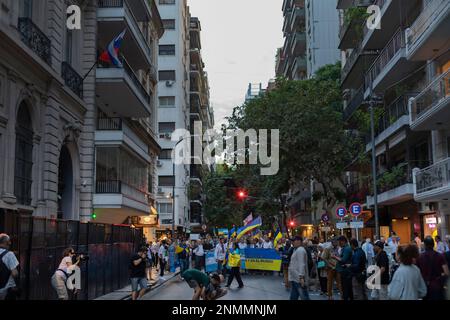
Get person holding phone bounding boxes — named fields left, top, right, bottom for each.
left=129, top=247, right=149, bottom=300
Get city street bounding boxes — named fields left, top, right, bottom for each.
left=142, top=274, right=335, bottom=300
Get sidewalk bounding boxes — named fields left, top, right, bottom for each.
left=95, top=268, right=180, bottom=300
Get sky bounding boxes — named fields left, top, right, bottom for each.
left=188, top=0, right=285, bottom=129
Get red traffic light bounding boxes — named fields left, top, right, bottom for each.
left=289, top=220, right=295, bottom=227
left=237, top=189, right=248, bottom=200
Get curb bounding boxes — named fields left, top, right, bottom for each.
left=121, top=271, right=180, bottom=300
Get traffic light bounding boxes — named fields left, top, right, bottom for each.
left=237, top=189, right=248, bottom=200
left=91, top=212, right=97, bottom=220
left=289, top=220, right=295, bottom=227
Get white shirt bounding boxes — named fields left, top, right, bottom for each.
left=436, top=241, right=449, bottom=254
left=158, top=245, right=167, bottom=259
left=193, top=244, right=204, bottom=256
left=362, top=242, right=374, bottom=259
left=388, top=264, right=427, bottom=300
left=55, top=256, right=73, bottom=278
left=214, top=243, right=226, bottom=261
left=288, top=246, right=308, bottom=283
left=262, top=240, right=273, bottom=249
left=0, top=249, right=19, bottom=293
left=238, top=242, right=247, bottom=250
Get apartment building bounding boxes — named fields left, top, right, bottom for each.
left=245, top=83, right=266, bottom=102
left=278, top=0, right=340, bottom=80
left=0, top=1, right=163, bottom=233
left=189, top=16, right=214, bottom=233
left=155, top=0, right=190, bottom=239
left=340, top=0, right=450, bottom=241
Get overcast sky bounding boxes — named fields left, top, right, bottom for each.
left=188, top=0, right=284, bottom=129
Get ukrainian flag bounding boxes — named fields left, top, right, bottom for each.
left=273, top=229, right=282, bottom=247
left=236, top=216, right=262, bottom=240
left=228, top=226, right=237, bottom=240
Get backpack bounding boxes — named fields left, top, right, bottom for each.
left=0, top=250, right=12, bottom=289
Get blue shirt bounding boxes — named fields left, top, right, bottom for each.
left=336, top=244, right=352, bottom=273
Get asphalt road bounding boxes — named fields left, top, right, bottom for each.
left=142, top=273, right=335, bottom=300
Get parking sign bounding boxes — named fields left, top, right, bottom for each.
left=336, top=206, right=347, bottom=219
left=349, top=203, right=362, bottom=217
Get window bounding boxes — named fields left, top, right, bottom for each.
left=20, top=0, right=33, bottom=18
left=148, top=173, right=153, bottom=194
left=159, top=96, right=175, bottom=108
left=162, top=19, right=175, bottom=30
left=159, top=70, right=176, bottom=81
left=159, top=0, right=175, bottom=4
left=158, top=176, right=175, bottom=187
left=158, top=203, right=173, bottom=214
left=159, top=149, right=172, bottom=160
left=158, top=122, right=175, bottom=134
left=159, top=45, right=175, bottom=56
left=14, top=103, right=33, bottom=205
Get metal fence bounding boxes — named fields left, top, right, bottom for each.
left=0, top=211, right=144, bottom=300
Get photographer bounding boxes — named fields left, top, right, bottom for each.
left=51, top=248, right=80, bottom=300
left=130, top=247, right=149, bottom=300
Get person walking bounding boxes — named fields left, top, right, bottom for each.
left=225, top=241, right=244, bottom=289
left=414, top=233, right=423, bottom=252
left=129, top=247, right=149, bottom=300
left=322, top=238, right=341, bottom=300
left=193, top=239, right=205, bottom=271
left=372, top=241, right=390, bottom=300
left=177, top=241, right=190, bottom=278
left=146, top=243, right=153, bottom=282
left=416, top=236, right=449, bottom=300
left=0, top=234, right=20, bottom=300
left=333, top=236, right=353, bottom=300
left=158, top=240, right=168, bottom=277
left=435, top=236, right=449, bottom=254
left=349, top=239, right=367, bottom=300
left=288, top=236, right=310, bottom=300
left=262, top=236, right=273, bottom=249
left=280, top=239, right=292, bottom=290
left=214, top=238, right=226, bottom=275
left=317, top=244, right=328, bottom=296
left=362, top=238, right=375, bottom=266
left=388, top=245, right=427, bottom=300
left=151, top=241, right=159, bottom=269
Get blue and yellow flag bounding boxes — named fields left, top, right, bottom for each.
left=273, top=229, right=282, bottom=247
left=236, top=216, right=262, bottom=240
left=228, top=226, right=237, bottom=240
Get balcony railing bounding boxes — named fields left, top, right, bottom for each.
left=98, top=0, right=151, bottom=59
left=341, top=43, right=363, bottom=83
left=18, top=17, right=51, bottom=65
left=96, top=180, right=122, bottom=193
left=406, top=0, right=449, bottom=51
left=344, top=86, right=364, bottom=121
left=365, top=92, right=418, bottom=143
left=415, top=157, right=450, bottom=195
left=364, top=28, right=405, bottom=92
left=410, top=69, right=450, bottom=123
left=97, top=117, right=123, bottom=130
left=61, top=62, right=83, bottom=98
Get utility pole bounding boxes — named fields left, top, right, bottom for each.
left=369, top=99, right=380, bottom=240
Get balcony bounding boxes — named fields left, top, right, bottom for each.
left=339, top=14, right=365, bottom=50
left=93, top=180, right=151, bottom=216
left=406, top=0, right=450, bottom=61
left=414, top=157, right=450, bottom=202
left=289, top=6, right=305, bottom=32
left=365, top=93, right=418, bottom=151
left=290, top=32, right=306, bottom=56
left=341, top=43, right=378, bottom=89
left=96, top=56, right=152, bottom=118
left=362, top=0, right=420, bottom=50
left=97, top=0, right=152, bottom=70
left=366, top=163, right=414, bottom=206
left=410, top=69, right=450, bottom=131
left=95, top=117, right=152, bottom=163
left=364, top=28, right=422, bottom=98
left=17, top=18, right=51, bottom=66
left=343, top=86, right=365, bottom=121
left=61, top=62, right=83, bottom=98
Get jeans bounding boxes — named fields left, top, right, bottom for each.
left=179, top=258, right=188, bottom=275
left=217, top=260, right=224, bottom=274
left=160, top=259, right=166, bottom=276
left=341, top=273, right=353, bottom=300
left=352, top=276, right=367, bottom=300
left=290, top=281, right=310, bottom=300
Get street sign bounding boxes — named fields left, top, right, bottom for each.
left=336, top=206, right=347, bottom=219
left=350, top=221, right=364, bottom=229
left=349, top=203, right=362, bottom=217
left=336, top=222, right=349, bottom=229
left=320, top=226, right=331, bottom=232
left=321, top=213, right=330, bottom=222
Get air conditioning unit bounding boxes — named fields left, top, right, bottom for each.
left=166, top=80, right=175, bottom=87
left=157, top=187, right=163, bottom=194
left=164, top=133, right=172, bottom=139
left=157, top=160, right=163, bottom=167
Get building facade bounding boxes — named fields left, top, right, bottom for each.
left=340, top=0, right=450, bottom=241
left=0, top=0, right=163, bottom=234
left=155, top=0, right=190, bottom=239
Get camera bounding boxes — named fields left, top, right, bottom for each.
left=72, top=253, right=89, bottom=263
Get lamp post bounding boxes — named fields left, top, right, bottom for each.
left=369, top=97, right=382, bottom=240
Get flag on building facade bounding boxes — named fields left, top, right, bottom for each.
left=99, top=29, right=126, bottom=67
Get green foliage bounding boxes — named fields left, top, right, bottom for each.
left=377, top=164, right=406, bottom=191
left=344, top=7, right=370, bottom=26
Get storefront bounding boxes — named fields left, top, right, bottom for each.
left=132, top=215, right=159, bottom=242
left=422, top=213, right=439, bottom=239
